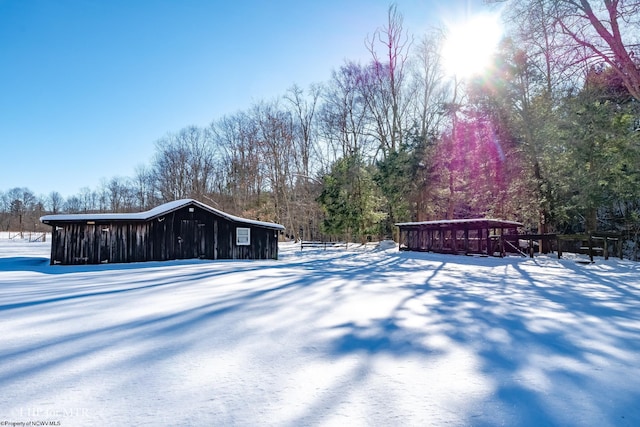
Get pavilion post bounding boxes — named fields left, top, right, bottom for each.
left=464, top=229, right=469, bottom=254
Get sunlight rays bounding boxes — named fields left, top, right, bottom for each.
left=442, top=12, right=503, bottom=79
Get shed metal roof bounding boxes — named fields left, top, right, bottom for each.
left=40, top=198, right=285, bottom=230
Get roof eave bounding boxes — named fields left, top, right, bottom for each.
left=40, top=199, right=285, bottom=230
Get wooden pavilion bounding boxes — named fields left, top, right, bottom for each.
left=396, top=218, right=523, bottom=257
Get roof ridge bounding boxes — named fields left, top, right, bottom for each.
left=40, top=199, right=285, bottom=230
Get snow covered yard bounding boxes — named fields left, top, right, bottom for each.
left=1, top=236, right=639, bottom=426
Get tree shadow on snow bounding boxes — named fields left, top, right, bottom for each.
left=290, top=252, right=640, bottom=426
left=2, top=248, right=640, bottom=426
left=357, top=254, right=639, bottom=426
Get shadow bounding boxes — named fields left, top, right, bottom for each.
left=0, top=258, right=300, bottom=312
left=0, top=254, right=282, bottom=274
left=1, top=248, right=639, bottom=426
left=0, top=256, right=51, bottom=270
left=401, top=256, right=640, bottom=426
left=329, top=318, right=441, bottom=357
left=299, top=252, right=640, bottom=425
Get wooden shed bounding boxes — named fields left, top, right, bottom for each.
left=40, top=199, right=284, bottom=265
left=396, top=218, right=523, bottom=257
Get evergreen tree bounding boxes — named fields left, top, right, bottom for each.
left=559, top=66, right=640, bottom=232
left=318, top=154, right=386, bottom=242
left=374, top=144, right=414, bottom=238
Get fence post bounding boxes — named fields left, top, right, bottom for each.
left=619, top=235, right=624, bottom=260
left=529, top=238, right=534, bottom=258
left=557, top=236, right=562, bottom=259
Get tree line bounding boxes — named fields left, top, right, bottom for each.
left=2, top=1, right=639, bottom=253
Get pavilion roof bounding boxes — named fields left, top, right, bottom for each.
left=395, top=218, right=523, bottom=230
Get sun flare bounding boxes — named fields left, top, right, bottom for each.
left=442, top=13, right=503, bottom=79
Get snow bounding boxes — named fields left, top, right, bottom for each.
left=40, top=198, right=285, bottom=230
left=395, top=218, right=523, bottom=227
left=1, top=233, right=639, bottom=426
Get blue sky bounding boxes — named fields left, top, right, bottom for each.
left=1, top=0, right=491, bottom=199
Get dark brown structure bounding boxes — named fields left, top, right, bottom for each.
left=40, top=199, right=284, bottom=265
left=396, top=218, right=523, bottom=257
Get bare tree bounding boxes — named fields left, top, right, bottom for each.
left=48, top=191, right=64, bottom=214
left=97, top=179, right=110, bottom=212
left=153, top=125, right=217, bottom=202
left=506, top=0, right=583, bottom=97
left=107, top=177, right=130, bottom=213
left=410, top=30, right=448, bottom=142
left=210, top=113, right=264, bottom=214
left=153, top=134, right=190, bottom=201
left=508, top=0, right=640, bottom=99
left=78, top=187, right=97, bottom=213
left=284, top=84, right=324, bottom=240
left=554, top=0, right=640, bottom=100
left=5, top=187, right=36, bottom=232
left=64, top=196, right=82, bottom=214
left=0, top=191, right=8, bottom=230
left=364, top=3, right=413, bottom=156
left=284, top=84, right=321, bottom=179
left=319, top=61, right=373, bottom=161
left=132, top=164, right=157, bottom=210
left=251, top=101, right=296, bottom=225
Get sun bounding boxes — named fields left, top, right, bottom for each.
left=441, top=13, right=503, bottom=79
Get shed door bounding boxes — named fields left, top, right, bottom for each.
left=196, top=222, right=206, bottom=258
left=99, top=227, right=110, bottom=263
left=178, top=220, right=206, bottom=259
left=178, top=220, right=194, bottom=259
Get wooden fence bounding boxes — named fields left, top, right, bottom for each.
left=502, top=233, right=623, bottom=262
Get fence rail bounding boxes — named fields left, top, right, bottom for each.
left=501, top=233, right=623, bottom=262
left=300, top=241, right=348, bottom=250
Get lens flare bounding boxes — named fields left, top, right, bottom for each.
left=442, top=13, right=503, bottom=78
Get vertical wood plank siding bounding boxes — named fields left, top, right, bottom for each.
left=48, top=204, right=280, bottom=265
